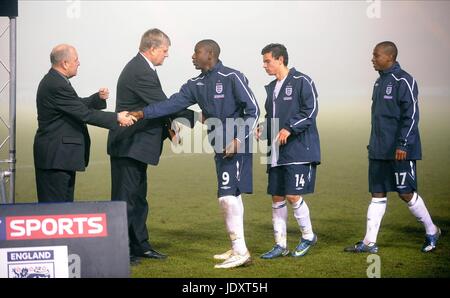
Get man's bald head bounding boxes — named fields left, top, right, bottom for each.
left=375, top=41, right=398, bottom=61
left=50, top=44, right=75, bottom=66
left=50, top=44, right=80, bottom=78
left=195, top=39, right=221, bottom=60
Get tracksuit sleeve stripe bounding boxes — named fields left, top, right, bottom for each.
left=218, top=71, right=259, bottom=140
left=291, top=76, right=317, bottom=127
left=391, top=74, right=418, bottom=144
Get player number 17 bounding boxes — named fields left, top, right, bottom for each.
left=395, top=172, right=407, bottom=186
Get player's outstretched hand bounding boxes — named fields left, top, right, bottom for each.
left=129, top=111, right=144, bottom=121
left=118, top=111, right=137, bottom=127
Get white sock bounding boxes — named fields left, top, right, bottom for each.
left=218, top=195, right=247, bottom=255
left=236, top=194, right=246, bottom=246
left=272, top=200, right=288, bottom=248
left=407, top=193, right=438, bottom=235
left=292, top=197, right=314, bottom=241
left=363, top=197, right=387, bottom=245
left=236, top=194, right=244, bottom=217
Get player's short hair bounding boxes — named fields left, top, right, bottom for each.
left=261, top=43, right=289, bottom=66
left=196, top=39, right=221, bottom=59
left=139, top=28, right=171, bottom=52
left=50, top=44, right=73, bottom=65
left=376, top=41, right=398, bottom=61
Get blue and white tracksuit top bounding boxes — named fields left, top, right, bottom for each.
left=263, top=68, right=321, bottom=168
left=143, top=61, right=259, bottom=153
left=369, top=62, right=421, bottom=160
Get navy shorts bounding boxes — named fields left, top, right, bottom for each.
left=369, top=159, right=417, bottom=194
left=215, top=153, right=253, bottom=197
left=268, top=164, right=317, bottom=196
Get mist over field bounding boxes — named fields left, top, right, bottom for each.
left=0, top=1, right=449, bottom=277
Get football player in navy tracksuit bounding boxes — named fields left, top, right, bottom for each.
left=257, top=44, right=321, bottom=259
left=345, top=41, right=440, bottom=253
left=130, top=40, right=259, bottom=268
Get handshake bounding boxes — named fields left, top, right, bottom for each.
left=116, top=111, right=144, bottom=127
left=117, top=110, right=181, bottom=145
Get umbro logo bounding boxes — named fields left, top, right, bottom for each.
left=196, top=82, right=205, bottom=86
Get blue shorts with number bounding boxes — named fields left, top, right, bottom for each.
left=268, top=164, right=317, bottom=196
left=215, top=153, right=253, bottom=197
left=369, top=159, right=417, bottom=194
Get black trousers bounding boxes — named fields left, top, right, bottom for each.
left=110, top=156, right=152, bottom=255
left=35, top=168, right=76, bottom=203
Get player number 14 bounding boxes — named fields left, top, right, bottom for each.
left=295, top=174, right=305, bottom=188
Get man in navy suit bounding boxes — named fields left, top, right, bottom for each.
left=34, top=44, right=134, bottom=203
left=108, top=29, right=193, bottom=262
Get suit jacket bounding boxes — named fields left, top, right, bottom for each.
left=33, top=68, right=118, bottom=171
left=107, top=53, right=193, bottom=165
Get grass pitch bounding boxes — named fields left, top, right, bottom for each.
left=6, top=98, right=450, bottom=278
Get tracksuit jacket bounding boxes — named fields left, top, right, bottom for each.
left=143, top=60, right=259, bottom=152
left=369, top=62, right=421, bottom=160
left=263, top=68, right=321, bottom=168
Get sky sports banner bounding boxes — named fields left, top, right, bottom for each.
left=0, top=201, right=129, bottom=278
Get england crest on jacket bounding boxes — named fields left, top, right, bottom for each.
left=216, top=82, right=223, bottom=93
left=283, top=85, right=293, bottom=100
left=384, top=84, right=393, bottom=99
left=386, top=85, right=392, bottom=95
left=214, top=81, right=225, bottom=99
left=285, top=86, right=292, bottom=96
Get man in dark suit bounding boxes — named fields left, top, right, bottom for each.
left=34, top=44, right=135, bottom=203
left=108, top=29, right=193, bottom=262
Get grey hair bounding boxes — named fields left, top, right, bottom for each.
left=139, top=28, right=171, bottom=52
left=50, top=44, right=73, bottom=65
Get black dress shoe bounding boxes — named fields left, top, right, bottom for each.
left=141, top=249, right=167, bottom=259
left=130, top=255, right=141, bottom=266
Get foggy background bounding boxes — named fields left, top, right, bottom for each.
left=1, top=0, right=449, bottom=112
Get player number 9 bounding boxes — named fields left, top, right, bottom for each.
left=222, top=172, right=230, bottom=185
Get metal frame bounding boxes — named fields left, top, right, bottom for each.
left=0, top=16, right=16, bottom=204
